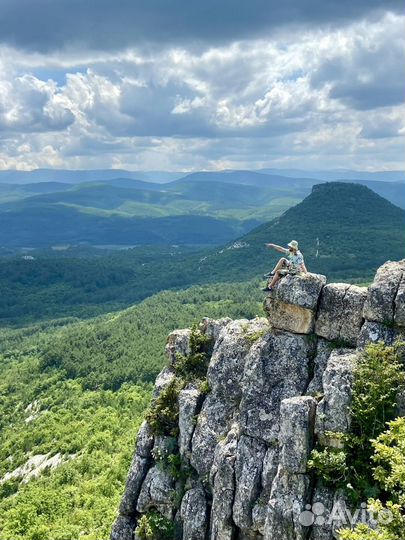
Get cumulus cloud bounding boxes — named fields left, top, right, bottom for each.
left=0, top=10, right=402, bottom=171
left=0, top=73, right=74, bottom=133
left=310, top=14, right=405, bottom=110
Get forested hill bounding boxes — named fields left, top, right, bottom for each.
left=0, top=182, right=404, bottom=326
left=198, top=182, right=405, bottom=282
left=0, top=280, right=262, bottom=540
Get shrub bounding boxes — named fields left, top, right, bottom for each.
left=173, top=325, right=210, bottom=381
left=308, top=447, right=347, bottom=486
left=338, top=418, right=405, bottom=540
left=145, top=378, right=184, bottom=437
left=135, top=510, right=175, bottom=540
left=309, top=342, right=405, bottom=502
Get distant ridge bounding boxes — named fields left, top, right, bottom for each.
left=259, top=168, right=404, bottom=182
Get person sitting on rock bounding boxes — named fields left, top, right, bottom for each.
left=262, top=240, right=307, bottom=292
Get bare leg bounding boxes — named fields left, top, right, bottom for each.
left=271, top=257, right=288, bottom=273
left=268, top=270, right=283, bottom=288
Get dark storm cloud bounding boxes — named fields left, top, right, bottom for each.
left=0, top=0, right=402, bottom=52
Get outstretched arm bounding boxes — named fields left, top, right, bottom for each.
left=300, top=263, right=308, bottom=273
left=265, top=243, right=288, bottom=254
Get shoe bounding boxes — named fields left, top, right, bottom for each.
left=262, top=287, right=273, bottom=292
left=262, top=272, right=275, bottom=279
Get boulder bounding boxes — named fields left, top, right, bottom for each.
left=264, top=273, right=326, bottom=334
left=264, top=296, right=315, bottom=334
left=315, top=284, right=367, bottom=346
left=357, top=321, right=402, bottom=349
left=363, top=260, right=405, bottom=324
left=276, top=273, right=327, bottom=310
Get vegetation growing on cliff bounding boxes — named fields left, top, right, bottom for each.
left=309, top=343, right=405, bottom=498
left=0, top=280, right=262, bottom=540
left=308, top=342, right=405, bottom=538
left=339, top=417, right=405, bottom=540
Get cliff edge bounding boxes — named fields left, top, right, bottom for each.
left=111, top=260, right=405, bottom=540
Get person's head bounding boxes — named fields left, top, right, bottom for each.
left=288, top=240, right=299, bottom=253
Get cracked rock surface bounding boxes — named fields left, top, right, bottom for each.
left=112, top=261, right=405, bottom=540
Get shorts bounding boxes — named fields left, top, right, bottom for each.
left=279, top=268, right=298, bottom=276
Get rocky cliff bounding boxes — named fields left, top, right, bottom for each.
left=111, top=260, right=405, bottom=540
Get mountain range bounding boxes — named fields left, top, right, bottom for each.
left=1, top=181, right=404, bottom=325
left=0, top=167, right=403, bottom=185
left=0, top=169, right=404, bottom=249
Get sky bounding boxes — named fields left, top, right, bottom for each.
left=0, top=0, right=403, bottom=172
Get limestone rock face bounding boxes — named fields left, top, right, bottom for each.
left=165, top=328, right=191, bottom=366
left=264, top=272, right=326, bottom=334
left=178, top=384, right=202, bottom=461
left=180, top=484, right=208, bottom=540
left=110, top=421, right=154, bottom=540
left=363, top=260, right=405, bottom=324
left=199, top=317, right=233, bottom=342
left=279, top=396, right=317, bottom=474
left=306, top=339, right=332, bottom=396
left=264, top=296, right=315, bottom=333
left=136, top=466, right=175, bottom=519
left=191, top=318, right=268, bottom=477
left=395, top=275, right=405, bottom=327
left=233, top=435, right=267, bottom=530
left=315, top=284, right=367, bottom=346
left=112, top=259, right=405, bottom=540
left=357, top=321, right=403, bottom=349
left=210, top=425, right=239, bottom=540
left=276, top=272, right=327, bottom=310
left=239, top=331, right=315, bottom=444
left=315, top=351, right=357, bottom=439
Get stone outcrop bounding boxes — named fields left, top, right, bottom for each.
left=112, top=260, right=405, bottom=540
left=315, top=284, right=367, bottom=346
left=264, top=273, right=326, bottom=334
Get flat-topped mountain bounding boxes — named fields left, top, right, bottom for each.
left=200, top=182, right=405, bottom=281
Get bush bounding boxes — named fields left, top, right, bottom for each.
left=309, top=342, right=405, bottom=502
left=135, top=510, right=175, bottom=540
left=145, top=378, right=184, bottom=437
left=173, top=325, right=210, bottom=381
left=338, top=418, right=405, bottom=540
